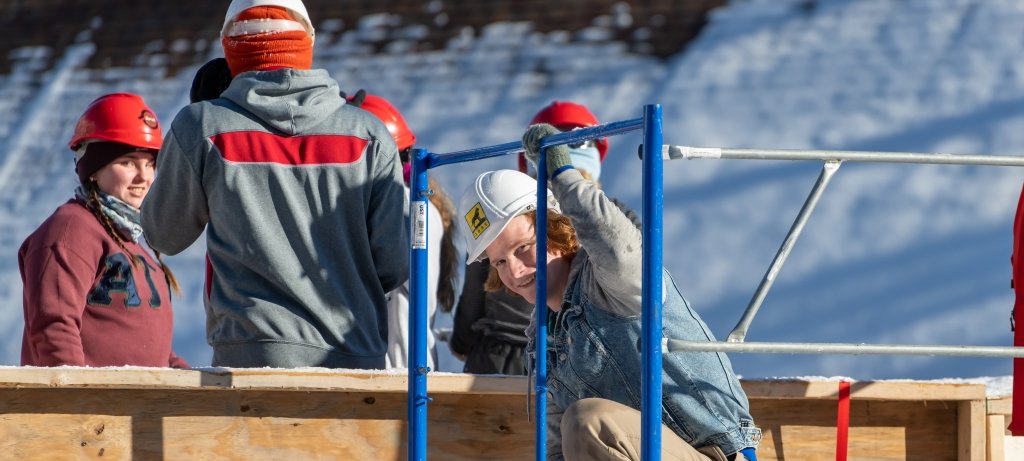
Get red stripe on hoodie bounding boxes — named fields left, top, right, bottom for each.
left=211, top=131, right=368, bottom=165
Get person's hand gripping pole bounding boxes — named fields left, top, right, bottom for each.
left=522, top=123, right=574, bottom=179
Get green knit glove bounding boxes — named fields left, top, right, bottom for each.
left=523, top=123, right=573, bottom=178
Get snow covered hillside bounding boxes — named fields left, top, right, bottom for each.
left=1, top=0, right=1022, bottom=380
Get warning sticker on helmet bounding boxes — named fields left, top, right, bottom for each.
left=465, top=202, right=490, bottom=239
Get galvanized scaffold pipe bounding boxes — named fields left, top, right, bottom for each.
left=661, top=145, right=1024, bottom=167
left=665, top=340, right=1024, bottom=358
left=728, top=160, right=841, bottom=343
left=658, top=144, right=1024, bottom=344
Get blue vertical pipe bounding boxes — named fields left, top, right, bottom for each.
left=641, top=104, right=664, bottom=461
left=534, top=146, right=549, bottom=461
left=408, top=147, right=430, bottom=461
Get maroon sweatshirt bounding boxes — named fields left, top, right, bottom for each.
left=19, top=199, right=188, bottom=368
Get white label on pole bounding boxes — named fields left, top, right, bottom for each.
left=663, top=145, right=722, bottom=160
left=412, top=201, right=427, bottom=249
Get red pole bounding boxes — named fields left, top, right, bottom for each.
left=836, top=380, right=851, bottom=461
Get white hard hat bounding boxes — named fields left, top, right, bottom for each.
left=222, top=0, right=315, bottom=40
left=458, top=169, right=560, bottom=263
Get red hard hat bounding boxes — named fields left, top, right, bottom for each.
left=357, top=94, right=416, bottom=151
left=519, top=101, right=608, bottom=173
left=68, top=93, right=162, bottom=152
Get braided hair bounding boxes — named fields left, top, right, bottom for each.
left=83, top=182, right=181, bottom=294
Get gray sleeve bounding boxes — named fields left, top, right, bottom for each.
left=550, top=170, right=644, bottom=317
left=367, top=138, right=409, bottom=293
left=141, top=117, right=209, bottom=255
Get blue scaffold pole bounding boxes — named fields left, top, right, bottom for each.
left=534, top=144, right=550, bottom=461
left=641, top=104, right=664, bottom=461
left=409, top=147, right=430, bottom=461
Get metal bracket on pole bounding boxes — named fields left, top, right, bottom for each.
left=727, top=160, right=841, bottom=343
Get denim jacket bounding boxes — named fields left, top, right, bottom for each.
left=530, top=170, right=760, bottom=458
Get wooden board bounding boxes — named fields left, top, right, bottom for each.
left=751, top=399, right=960, bottom=461
left=960, top=400, right=985, bottom=461
left=0, top=368, right=992, bottom=460
left=987, top=397, right=1012, bottom=417
left=0, top=368, right=988, bottom=400
left=0, top=367, right=528, bottom=395
left=0, top=387, right=534, bottom=461
left=742, top=379, right=986, bottom=401
left=987, top=415, right=1005, bottom=461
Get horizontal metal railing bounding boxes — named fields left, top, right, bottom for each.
left=665, top=340, right=1024, bottom=358
left=658, top=144, right=1024, bottom=358
left=661, top=145, right=1024, bottom=167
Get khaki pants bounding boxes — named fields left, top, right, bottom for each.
left=561, top=398, right=729, bottom=461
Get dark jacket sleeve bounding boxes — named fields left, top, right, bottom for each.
left=450, top=260, right=488, bottom=356
left=367, top=137, right=410, bottom=293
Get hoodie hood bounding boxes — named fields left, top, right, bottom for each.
left=221, top=68, right=344, bottom=135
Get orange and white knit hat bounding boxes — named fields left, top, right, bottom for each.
left=221, top=0, right=316, bottom=76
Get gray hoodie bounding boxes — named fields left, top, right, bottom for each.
left=142, top=69, right=409, bottom=369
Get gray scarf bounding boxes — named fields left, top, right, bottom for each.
left=75, top=185, right=144, bottom=243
